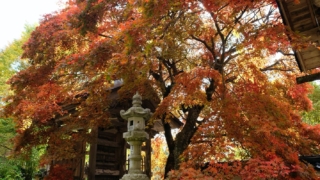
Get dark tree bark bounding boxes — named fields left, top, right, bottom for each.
left=162, top=115, right=175, bottom=177
left=174, top=105, right=203, bottom=169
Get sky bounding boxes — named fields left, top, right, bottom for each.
left=0, top=0, right=66, bottom=50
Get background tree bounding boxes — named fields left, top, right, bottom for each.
left=0, top=118, right=24, bottom=180
left=0, top=24, right=33, bottom=99
left=302, top=82, right=320, bottom=125
left=4, top=0, right=320, bottom=179
left=151, top=133, right=168, bottom=180
left=0, top=25, right=43, bottom=180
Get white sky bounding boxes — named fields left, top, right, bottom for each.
left=0, top=0, right=66, bottom=50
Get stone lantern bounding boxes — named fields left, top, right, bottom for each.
left=120, top=92, right=152, bottom=180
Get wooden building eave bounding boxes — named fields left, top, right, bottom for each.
left=55, top=85, right=182, bottom=131
left=277, top=0, right=320, bottom=83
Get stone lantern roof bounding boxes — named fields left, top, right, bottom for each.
left=120, top=92, right=152, bottom=121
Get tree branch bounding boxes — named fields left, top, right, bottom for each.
left=260, top=67, right=294, bottom=72
left=260, top=60, right=294, bottom=72
left=191, top=35, right=215, bottom=56
left=98, top=33, right=113, bottom=39
left=0, top=144, right=12, bottom=151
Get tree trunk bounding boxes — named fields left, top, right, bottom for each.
left=164, top=150, right=175, bottom=178
left=173, top=105, right=203, bottom=169
left=162, top=115, right=175, bottom=177
left=163, top=106, right=203, bottom=177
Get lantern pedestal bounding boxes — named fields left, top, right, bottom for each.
left=121, top=173, right=149, bottom=180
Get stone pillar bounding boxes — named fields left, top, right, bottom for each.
left=120, top=92, right=152, bottom=180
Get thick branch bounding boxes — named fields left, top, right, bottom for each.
left=223, top=47, right=238, bottom=65
left=150, top=70, right=167, bottom=95
left=260, top=67, right=294, bottom=72
left=150, top=59, right=174, bottom=97
left=206, top=79, right=216, bottom=101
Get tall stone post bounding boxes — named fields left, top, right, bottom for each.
left=120, top=92, right=151, bottom=180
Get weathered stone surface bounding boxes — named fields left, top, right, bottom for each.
left=120, top=93, right=151, bottom=180
left=120, top=173, right=149, bottom=180
left=95, top=169, right=119, bottom=175
left=123, top=131, right=149, bottom=140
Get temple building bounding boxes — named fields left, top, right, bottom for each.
left=52, top=83, right=181, bottom=180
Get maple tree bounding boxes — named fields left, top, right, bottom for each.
left=4, top=0, right=320, bottom=179
left=44, top=164, right=74, bottom=180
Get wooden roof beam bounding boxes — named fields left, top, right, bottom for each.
left=296, top=72, right=320, bottom=83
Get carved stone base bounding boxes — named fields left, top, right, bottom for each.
left=120, top=173, right=149, bottom=180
